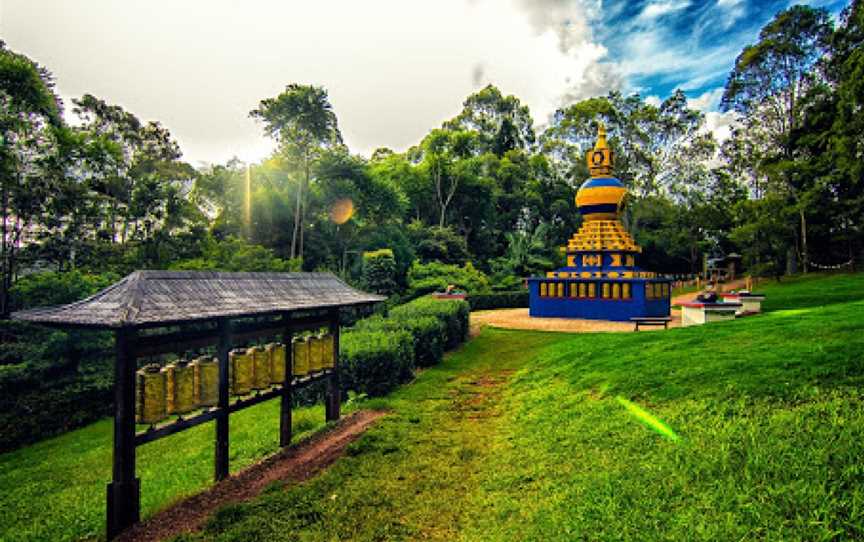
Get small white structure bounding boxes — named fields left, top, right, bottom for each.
left=719, top=292, right=765, bottom=315
left=680, top=302, right=741, bottom=327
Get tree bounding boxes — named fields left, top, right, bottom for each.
left=250, top=84, right=343, bottom=261
left=362, top=249, right=397, bottom=295
left=496, top=222, right=554, bottom=278
left=443, top=84, right=536, bottom=156
left=0, top=42, right=64, bottom=317
left=417, top=128, right=478, bottom=227
left=542, top=91, right=713, bottom=198
left=721, top=5, right=833, bottom=272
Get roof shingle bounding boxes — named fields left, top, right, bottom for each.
left=11, top=270, right=384, bottom=329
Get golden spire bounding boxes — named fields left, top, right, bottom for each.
left=587, top=122, right=614, bottom=177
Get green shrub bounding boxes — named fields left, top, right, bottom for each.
left=468, top=291, right=529, bottom=311
left=407, top=260, right=490, bottom=297
left=356, top=314, right=446, bottom=367
left=362, top=249, right=398, bottom=295
left=390, top=296, right=470, bottom=350
left=340, top=328, right=415, bottom=397
left=10, top=270, right=118, bottom=311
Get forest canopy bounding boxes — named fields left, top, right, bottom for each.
left=1, top=1, right=863, bottom=316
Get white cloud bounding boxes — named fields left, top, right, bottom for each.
left=645, top=95, right=663, bottom=107
left=688, top=87, right=724, bottom=111
left=638, top=0, right=692, bottom=21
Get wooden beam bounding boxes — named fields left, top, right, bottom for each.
left=106, top=328, right=140, bottom=540
left=280, top=313, right=293, bottom=447
left=215, top=319, right=231, bottom=482
left=326, top=309, right=341, bottom=422
left=134, top=409, right=220, bottom=446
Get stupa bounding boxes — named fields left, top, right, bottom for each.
left=528, top=124, right=671, bottom=321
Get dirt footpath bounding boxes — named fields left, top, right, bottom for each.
left=119, top=410, right=387, bottom=542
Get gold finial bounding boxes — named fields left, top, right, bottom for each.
left=587, top=122, right=614, bottom=177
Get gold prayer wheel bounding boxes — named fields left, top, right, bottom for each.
left=191, top=356, right=219, bottom=407
left=267, top=343, right=286, bottom=384
left=250, top=346, right=270, bottom=390
left=292, top=337, right=309, bottom=376
left=320, top=334, right=335, bottom=369
left=164, top=360, right=196, bottom=415
left=308, top=334, right=324, bottom=372
left=136, top=364, right=167, bottom=424
left=230, top=348, right=253, bottom=396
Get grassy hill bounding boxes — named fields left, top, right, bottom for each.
left=190, top=273, right=864, bottom=541
left=1, top=273, right=863, bottom=541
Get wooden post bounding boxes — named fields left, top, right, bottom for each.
left=280, top=313, right=293, bottom=447
left=326, top=309, right=341, bottom=422
left=106, top=327, right=140, bottom=540
left=215, top=318, right=231, bottom=481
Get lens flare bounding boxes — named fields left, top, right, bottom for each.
left=330, top=198, right=354, bottom=225
left=615, top=396, right=681, bottom=442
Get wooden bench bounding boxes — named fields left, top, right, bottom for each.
left=631, top=316, right=672, bottom=331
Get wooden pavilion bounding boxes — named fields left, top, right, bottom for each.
left=12, top=270, right=384, bottom=539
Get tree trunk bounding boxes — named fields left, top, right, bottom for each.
left=800, top=208, right=808, bottom=274
left=299, top=153, right=309, bottom=262
left=290, top=168, right=302, bottom=260
left=1, top=177, right=8, bottom=319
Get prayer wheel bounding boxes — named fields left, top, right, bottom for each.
left=320, top=334, right=335, bottom=369
left=136, top=364, right=167, bottom=425
left=191, top=356, right=219, bottom=407
left=164, top=360, right=196, bottom=415
left=250, top=346, right=270, bottom=390
left=230, top=348, right=253, bottom=396
left=308, top=334, right=324, bottom=372
left=267, top=343, right=286, bottom=384
left=292, top=337, right=309, bottom=376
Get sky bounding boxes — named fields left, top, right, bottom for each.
left=0, top=0, right=850, bottom=166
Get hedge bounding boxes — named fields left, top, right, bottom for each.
left=340, top=328, right=415, bottom=397
left=467, top=291, right=529, bottom=311
left=389, top=296, right=470, bottom=350
left=355, top=314, right=446, bottom=367
left=339, top=296, right=470, bottom=397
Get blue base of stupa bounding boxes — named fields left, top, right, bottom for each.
left=527, top=278, right=671, bottom=322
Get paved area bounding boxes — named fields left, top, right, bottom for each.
left=470, top=308, right=682, bottom=335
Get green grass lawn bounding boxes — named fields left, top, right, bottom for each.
left=0, top=399, right=333, bottom=541
left=188, top=273, right=864, bottom=541
left=2, top=273, right=863, bottom=541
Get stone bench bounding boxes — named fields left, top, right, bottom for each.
left=680, top=302, right=741, bottom=327
left=719, top=292, right=765, bottom=315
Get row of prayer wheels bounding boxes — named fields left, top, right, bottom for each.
left=136, top=334, right=336, bottom=425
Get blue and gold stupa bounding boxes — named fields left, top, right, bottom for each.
left=528, top=124, right=671, bottom=321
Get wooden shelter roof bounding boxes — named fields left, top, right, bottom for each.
left=11, top=270, right=384, bottom=329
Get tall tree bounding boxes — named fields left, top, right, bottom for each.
left=443, top=84, right=536, bottom=156
left=721, top=5, right=833, bottom=272
left=416, top=128, right=479, bottom=228
left=250, top=84, right=342, bottom=261
left=0, top=41, right=63, bottom=316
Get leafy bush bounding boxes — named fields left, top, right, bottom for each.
left=406, top=222, right=470, bottom=265
left=390, top=296, right=470, bottom=350
left=10, top=270, right=118, bottom=311
left=362, top=249, right=398, bottom=295
left=468, top=291, right=529, bottom=311
left=340, top=328, right=415, bottom=397
left=407, top=260, right=490, bottom=297
left=169, top=235, right=301, bottom=272
left=356, top=314, right=446, bottom=367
